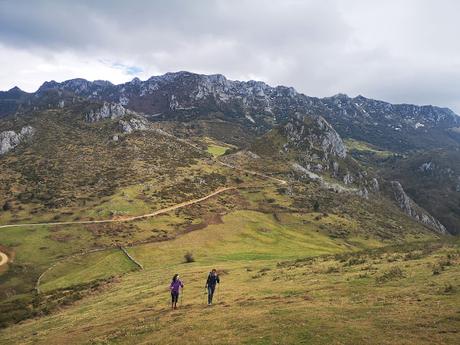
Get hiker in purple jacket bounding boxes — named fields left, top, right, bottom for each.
left=169, top=274, right=184, bottom=309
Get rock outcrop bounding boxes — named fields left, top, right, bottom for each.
left=119, top=117, right=149, bottom=133
left=283, top=114, right=347, bottom=159
left=390, top=181, right=447, bottom=234
left=0, top=126, right=35, bottom=155
left=86, top=102, right=132, bottom=122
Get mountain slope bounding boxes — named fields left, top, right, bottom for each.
left=4, top=72, right=459, bottom=151
left=0, top=72, right=458, bottom=337
left=2, top=71, right=457, bottom=233
left=381, top=148, right=460, bottom=234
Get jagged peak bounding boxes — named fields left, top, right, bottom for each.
left=8, top=86, right=23, bottom=93
left=330, top=93, right=349, bottom=99
left=353, top=94, right=368, bottom=101
left=37, top=80, right=59, bottom=92
left=64, top=78, right=88, bottom=83
left=36, top=78, right=114, bottom=93
left=93, top=79, right=113, bottom=87
left=130, top=77, right=141, bottom=84
left=4, top=71, right=458, bottom=121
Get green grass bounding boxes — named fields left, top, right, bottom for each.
left=207, top=144, right=229, bottom=157
left=0, top=163, right=440, bottom=333
left=0, top=234, right=458, bottom=345
left=345, top=138, right=394, bottom=158
left=39, top=249, right=138, bottom=292
left=0, top=225, right=93, bottom=268
left=128, top=210, right=350, bottom=269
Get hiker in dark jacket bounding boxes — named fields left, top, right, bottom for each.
left=205, top=269, right=220, bottom=305
left=169, top=274, right=184, bottom=309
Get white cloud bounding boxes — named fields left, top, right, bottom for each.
left=0, top=0, right=459, bottom=112
left=0, top=45, right=135, bottom=91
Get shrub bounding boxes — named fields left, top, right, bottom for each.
left=277, top=187, right=287, bottom=194
left=432, top=258, right=452, bottom=275
left=233, top=177, right=244, bottom=184
left=386, top=254, right=401, bottom=263
left=438, top=258, right=452, bottom=268
left=184, top=252, right=195, bottom=263
left=376, top=267, right=405, bottom=283
left=443, top=283, right=455, bottom=293
left=2, top=201, right=12, bottom=211
left=403, top=251, right=423, bottom=261
left=344, top=257, right=366, bottom=266
left=325, top=266, right=340, bottom=273
left=313, top=200, right=320, bottom=211
left=432, top=265, right=442, bottom=275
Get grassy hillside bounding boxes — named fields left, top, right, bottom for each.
left=0, top=105, right=458, bottom=344
left=0, top=105, right=212, bottom=223
left=0, top=210, right=457, bottom=344
left=345, top=138, right=395, bottom=162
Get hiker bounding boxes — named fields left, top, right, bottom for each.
left=205, top=269, right=220, bottom=305
left=169, top=273, right=184, bottom=309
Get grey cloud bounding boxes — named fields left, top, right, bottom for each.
left=0, top=0, right=459, bottom=113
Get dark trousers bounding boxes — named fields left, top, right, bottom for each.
left=171, top=291, right=179, bottom=304
left=207, top=285, right=216, bottom=304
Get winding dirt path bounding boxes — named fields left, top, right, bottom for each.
left=218, top=161, right=287, bottom=185
left=0, top=131, right=288, bottom=232
left=0, top=187, right=236, bottom=230
left=0, top=251, right=8, bottom=266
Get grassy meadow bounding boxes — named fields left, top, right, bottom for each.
left=0, top=208, right=458, bottom=344
left=0, top=129, right=459, bottom=344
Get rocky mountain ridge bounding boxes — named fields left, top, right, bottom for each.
left=0, top=71, right=458, bottom=234
left=390, top=181, right=447, bottom=234
left=2, top=71, right=459, bottom=152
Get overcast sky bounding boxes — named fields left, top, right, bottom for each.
left=1, top=0, right=459, bottom=112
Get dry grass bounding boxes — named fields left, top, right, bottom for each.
left=0, top=211, right=458, bottom=344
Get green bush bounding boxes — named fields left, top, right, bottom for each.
left=184, top=252, right=195, bottom=263
left=313, top=200, right=320, bottom=211
left=376, top=267, right=405, bottom=283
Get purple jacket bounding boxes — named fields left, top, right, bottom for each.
left=170, top=279, right=184, bottom=293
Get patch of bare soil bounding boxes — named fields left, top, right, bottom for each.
left=184, top=213, right=224, bottom=232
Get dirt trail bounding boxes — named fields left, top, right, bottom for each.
left=0, top=251, right=8, bottom=266
left=0, top=161, right=287, bottom=231
left=0, top=187, right=236, bottom=230
left=218, top=161, right=287, bottom=185
left=153, top=127, right=288, bottom=186
left=0, top=131, right=288, bottom=231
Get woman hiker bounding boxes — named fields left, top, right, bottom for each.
left=205, top=269, right=220, bottom=305
left=169, top=274, right=184, bottom=309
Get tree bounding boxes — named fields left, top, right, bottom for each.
left=313, top=200, right=320, bottom=212
left=2, top=201, right=12, bottom=211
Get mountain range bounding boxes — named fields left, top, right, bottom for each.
left=3, top=71, right=459, bottom=152
left=1, top=71, right=458, bottom=234
left=1, top=71, right=460, bottom=342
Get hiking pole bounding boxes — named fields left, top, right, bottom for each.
left=204, top=287, right=207, bottom=304
left=181, top=288, right=183, bottom=306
